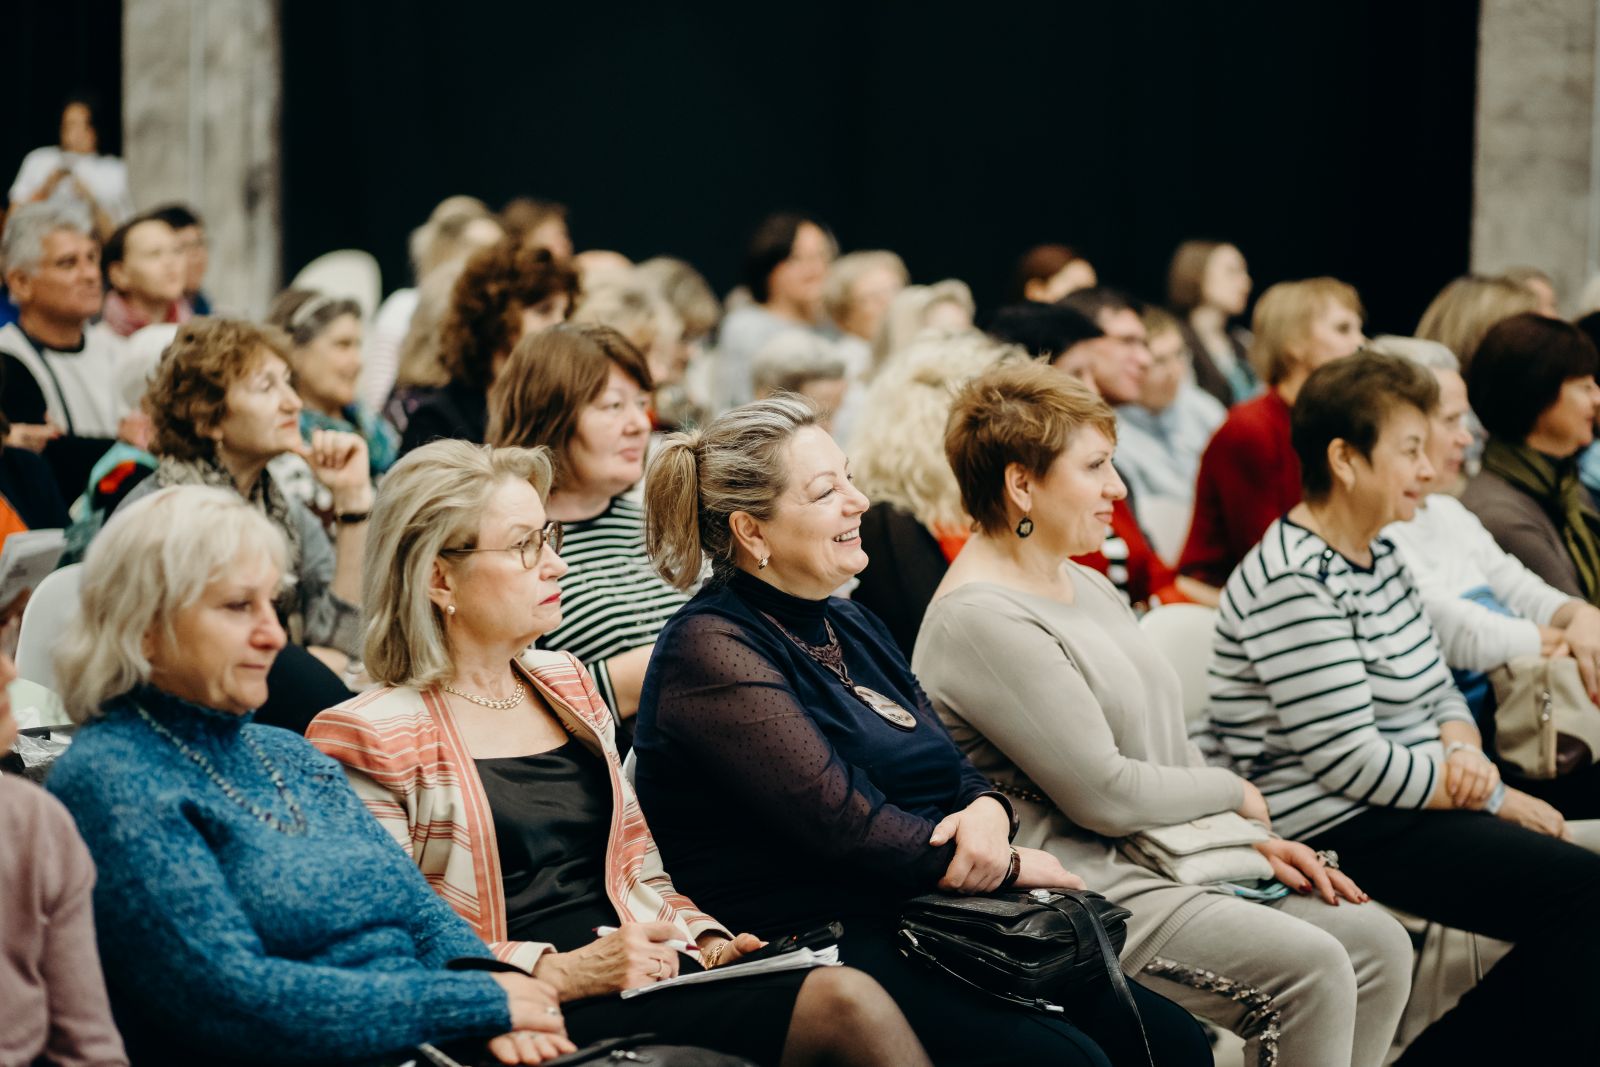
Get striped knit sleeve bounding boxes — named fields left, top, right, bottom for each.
left=305, top=710, right=419, bottom=858
left=1230, top=572, right=1441, bottom=810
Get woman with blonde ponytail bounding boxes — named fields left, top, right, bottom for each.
left=633, top=398, right=1210, bottom=1067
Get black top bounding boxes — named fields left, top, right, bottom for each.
left=1, top=331, right=115, bottom=501
left=399, top=378, right=487, bottom=457
left=633, top=569, right=996, bottom=937
left=476, top=740, right=618, bottom=951
left=0, top=445, right=69, bottom=529
left=850, top=502, right=950, bottom=660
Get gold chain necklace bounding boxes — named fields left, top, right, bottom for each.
left=439, top=679, right=527, bottom=710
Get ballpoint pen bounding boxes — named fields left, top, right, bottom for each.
left=593, top=924, right=700, bottom=954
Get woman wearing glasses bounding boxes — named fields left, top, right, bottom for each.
left=487, top=325, right=689, bottom=737
left=306, top=440, right=928, bottom=1067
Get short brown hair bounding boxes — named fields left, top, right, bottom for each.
left=945, top=361, right=1117, bottom=536
left=1292, top=349, right=1439, bottom=501
left=440, top=239, right=578, bottom=390
left=1249, top=277, right=1363, bottom=385
left=144, top=318, right=293, bottom=460
left=487, top=324, right=653, bottom=490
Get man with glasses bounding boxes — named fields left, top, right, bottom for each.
left=0, top=202, right=134, bottom=499
left=1114, top=307, right=1228, bottom=560
left=1060, top=286, right=1154, bottom=405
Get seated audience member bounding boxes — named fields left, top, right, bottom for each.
left=487, top=325, right=687, bottom=729
left=1, top=606, right=129, bottom=1067
left=1166, top=239, right=1257, bottom=407
left=632, top=396, right=1212, bottom=1066
left=264, top=289, right=400, bottom=518
left=751, top=330, right=849, bottom=433
left=400, top=240, right=576, bottom=456
left=916, top=362, right=1411, bottom=1067
left=364, top=196, right=503, bottom=412
left=823, top=250, right=908, bottom=380
left=1576, top=311, right=1600, bottom=495
left=1115, top=306, right=1227, bottom=559
left=9, top=94, right=133, bottom=240
left=148, top=203, right=212, bottom=316
left=986, top=300, right=1183, bottom=605
left=1059, top=287, right=1153, bottom=408
left=636, top=256, right=722, bottom=430
left=0, top=403, right=70, bottom=536
left=388, top=257, right=473, bottom=432
left=124, top=319, right=368, bottom=729
left=99, top=214, right=190, bottom=337
left=986, top=300, right=1105, bottom=385
left=1461, top=314, right=1600, bottom=605
left=867, top=279, right=975, bottom=378
left=1178, top=277, right=1366, bottom=600
left=307, top=441, right=926, bottom=1067
left=715, top=213, right=835, bottom=413
left=46, top=485, right=574, bottom=1066
left=1210, top=351, right=1600, bottom=1064
left=569, top=276, right=685, bottom=391
left=1379, top=335, right=1600, bottom=818
left=1415, top=274, right=1540, bottom=371
left=0, top=203, right=130, bottom=499
left=1010, top=243, right=1097, bottom=304
left=851, top=332, right=1014, bottom=657
left=1502, top=265, right=1559, bottom=317
left=501, top=196, right=574, bottom=262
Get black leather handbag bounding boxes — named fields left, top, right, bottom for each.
left=897, top=888, right=1151, bottom=1062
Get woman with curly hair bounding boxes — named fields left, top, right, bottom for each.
left=400, top=239, right=577, bottom=456
left=117, top=318, right=372, bottom=731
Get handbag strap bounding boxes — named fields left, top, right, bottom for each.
left=1046, top=890, right=1154, bottom=1067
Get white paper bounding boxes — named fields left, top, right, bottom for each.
left=619, top=945, right=840, bottom=999
left=0, top=529, right=65, bottom=611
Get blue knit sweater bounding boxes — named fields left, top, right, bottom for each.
left=46, top=686, right=511, bottom=1064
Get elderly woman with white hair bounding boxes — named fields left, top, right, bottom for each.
left=44, top=485, right=575, bottom=1066
left=1377, top=335, right=1600, bottom=817
left=307, top=440, right=929, bottom=1067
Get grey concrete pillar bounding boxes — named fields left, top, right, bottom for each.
left=1473, top=0, right=1600, bottom=313
left=123, top=0, right=281, bottom=318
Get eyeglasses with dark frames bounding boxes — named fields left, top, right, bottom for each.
left=440, top=520, right=563, bottom=570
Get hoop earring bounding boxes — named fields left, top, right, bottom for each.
left=758, top=556, right=770, bottom=570
left=1015, top=516, right=1034, bottom=539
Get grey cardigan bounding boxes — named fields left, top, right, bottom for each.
left=1460, top=468, right=1586, bottom=601
left=913, top=565, right=1245, bottom=969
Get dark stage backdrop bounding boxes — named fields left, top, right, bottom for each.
left=282, top=1, right=1480, bottom=336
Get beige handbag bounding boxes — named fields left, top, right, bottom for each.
left=1490, top=655, right=1600, bottom=779
left=1120, top=811, right=1274, bottom=884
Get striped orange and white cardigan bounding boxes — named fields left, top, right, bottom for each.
left=305, top=648, right=729, bottom=971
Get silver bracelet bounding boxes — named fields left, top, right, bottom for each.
left=1485, top=781, right=1508, bottom=815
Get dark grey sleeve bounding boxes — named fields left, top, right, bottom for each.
left=292, top=502, right=362, bottom=657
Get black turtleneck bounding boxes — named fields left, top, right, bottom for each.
left=632, top=569, right=993, bottom=936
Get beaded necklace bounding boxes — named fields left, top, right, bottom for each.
left=135, top=705, right=309, bottom=836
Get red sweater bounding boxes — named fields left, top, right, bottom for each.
left=1178, top=389, right=1302, bottom=587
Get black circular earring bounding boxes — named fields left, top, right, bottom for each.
left=1016, top=515, right=1034, bottom=538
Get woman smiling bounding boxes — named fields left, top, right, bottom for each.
left=632, top=397, right=1211, bottom=1066
left=1209, top=350, right=1600, bottom=1063
left=913, top=362, right=1411, bottom=1066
